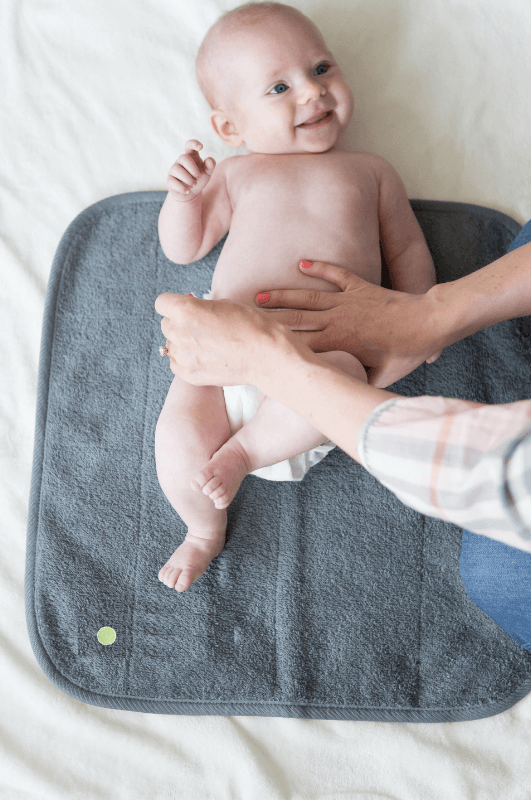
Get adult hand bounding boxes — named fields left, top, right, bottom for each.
left=155, top=292, right=306, bottom=387
left=254, top=260, right=445, bottom=387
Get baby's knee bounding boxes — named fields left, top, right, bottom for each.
left=316, top=350, right=367, bottom=382
left=155, top=388, right=231, bottom=472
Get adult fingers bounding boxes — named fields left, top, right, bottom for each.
left=296, top=259, right=365, bottom=291
left=155, top=292, right=190, bottom=317
left=287, top=328, right=332, bottom=352
left=160, top=316, right=171, bottom=339
left=254, top=260, right=365, bottom=310
left=426, top=349, right=443, bottom=364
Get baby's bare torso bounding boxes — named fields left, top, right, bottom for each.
left=208, top=150, right=382, bottom=306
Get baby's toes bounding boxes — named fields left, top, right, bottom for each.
left=213, top=492, right=230, bottom=509
left=191, top=467, right=218, bottom=493
left=190, top=467, right=207, bottom=491
left=207, top=481, right=227, bottom=501
left=175, top=569, right=195, bottom=592
left=158, top=563, right=195, bottom=592
left=203, top=478, right=224, bottom=499
left=158, top=563, right=180, bottom=589
left=192, top=471, right=221, bottom=497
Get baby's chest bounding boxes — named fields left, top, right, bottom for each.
left=229, top=162, right=379, bottom=238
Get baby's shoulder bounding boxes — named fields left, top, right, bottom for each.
left=340, top=151, right=405, bottom=192
left=219, top=153, right=255, bottom=186
left=343, top=150, right=394, bottom=173
left=219, top=154, right=244, bottom=167
left=221, top=153, right=252, bottom=174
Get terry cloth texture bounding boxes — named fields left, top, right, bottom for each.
left=26, top=193, right=531, bottom=720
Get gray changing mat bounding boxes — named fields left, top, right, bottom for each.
left=26, top=193, right=531, bottom=721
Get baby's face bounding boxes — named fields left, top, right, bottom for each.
left=213, top=15, right=354, bottom=154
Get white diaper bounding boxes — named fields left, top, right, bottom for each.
left=200, top=288, right=337, bottom=481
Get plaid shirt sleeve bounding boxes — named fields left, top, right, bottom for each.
left=358, top=395, right=531, bottom=552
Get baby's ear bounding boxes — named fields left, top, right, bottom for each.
left=209, top=110, right=243, bottom=148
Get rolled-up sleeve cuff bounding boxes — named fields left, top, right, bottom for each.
left=501, top=422, right=531, bottom=541
left=358, top=394, right=531, bottom=552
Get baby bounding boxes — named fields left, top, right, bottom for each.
left=155, top=1, right=437, bottom=592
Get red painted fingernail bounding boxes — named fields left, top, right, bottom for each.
left=256, top=293, right=270, bottom=303
left=187, top=293, right=194, bottom=296
left=300, top=260, right=313, bottom=269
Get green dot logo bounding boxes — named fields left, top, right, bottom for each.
left=97, top=627, right=117, bottom=645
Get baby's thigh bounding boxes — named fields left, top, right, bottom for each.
left=156, top=375, right=232, bottom=461
left=314, top=350, right=367, bottom=381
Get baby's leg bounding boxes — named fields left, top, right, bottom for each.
left=192, top=352, right=367, bottom=509
left=155, top=375, right=233, bottom=592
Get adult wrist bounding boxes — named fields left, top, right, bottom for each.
left=249, top=329, right=399, bottom=466
left=250, top=325, right=315, bottom=395
left=426, top=242, right=531, bottom=349
left=426, top=279, right=494, bottom=351
left=424, top=282, right=466, bottom=350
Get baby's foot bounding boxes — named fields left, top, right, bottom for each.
left=158, top=529, right=226, bottom=592
left=191, top=436, right=251, bottom=509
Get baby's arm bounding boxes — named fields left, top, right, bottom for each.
left=372, top=154, right=437, bottom=294
left=158, top=140, right=232, bottom=264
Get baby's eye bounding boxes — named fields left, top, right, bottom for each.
left=269, top=83, right=288, bottom=95
left=315, top=63, right=330, bottom=75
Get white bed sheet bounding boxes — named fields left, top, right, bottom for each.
left=2, top=0, right=531, bottom=797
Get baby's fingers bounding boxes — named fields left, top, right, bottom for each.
left=183, top=142, right=216, bottom=175
left=185, top=139, right=203, bottom=154
left=170, top=161, right=199, bottom=184
left=176, top=152, right=204, bottom=180
left=167, top=142, right=216, bottom=199
left=167, top=163, right=198, bottom=194
left=184, top=140, right=207, bottom=175
left=166, top=176, right=193, bottom=196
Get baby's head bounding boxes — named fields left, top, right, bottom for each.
left=196, top=2, right=354, bottom=154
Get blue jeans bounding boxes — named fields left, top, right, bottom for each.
left=459, top=218, right=531, bottom=651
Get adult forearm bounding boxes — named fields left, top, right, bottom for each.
left=430, top=242, right=531, bottom=348
left=255, top=347, right=400, bottom=464
left=158, top=193, right=203, bottom=264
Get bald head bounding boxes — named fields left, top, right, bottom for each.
left=195, top=2, right=324, bottom=111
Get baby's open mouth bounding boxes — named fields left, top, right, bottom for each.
left=297, top=110, right=333, bottom=127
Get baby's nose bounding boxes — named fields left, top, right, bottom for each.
left=298, top=79, right=326, bottom=104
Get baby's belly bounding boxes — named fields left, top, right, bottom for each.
left=206, top=240, right=382, bottom=308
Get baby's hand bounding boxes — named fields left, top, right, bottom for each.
left=166, top=140, right=216, bottom=202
